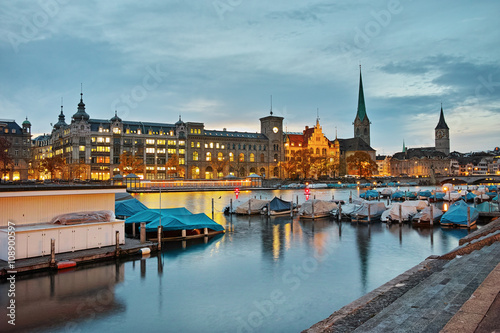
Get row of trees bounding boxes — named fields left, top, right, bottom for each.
left=280, top=150, right=377, bottom=179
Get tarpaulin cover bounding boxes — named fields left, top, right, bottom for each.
left=381, top=203, right=417, bottom=222
left=430, top=192, right=445, bottom=200
left=115, top=198, right=148, bottom=217
left=402, top=200, right=428, bottom=211
left=418, top=190, right=432, bottom=198
left=351, top=202, right=386, bottom=217
left=142, top=213, right=224, bottom=232
left=299, top=200, right=338, bottom=216
left=51, top=210, right=115, bottom=225
left=413, top=206, right=443, bottom=222
left=476, top=201, right=499, bottom=213
left=268, top=197, right=292, bottom=212
left=235, top=199, right=270, bottom=214
left=380, top=188, right=394, bottom=196
left=463, top=192, right=477, bottom=201
left=360, top=190, right=380, bottom=199
left=441, top=201, right=479, bottom=226
left=125, top=208, right=192, bottom=225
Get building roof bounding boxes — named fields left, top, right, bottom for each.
left=336, top=137, right=375, bottom=152
left=0, top=120, right=23, bottom=136
left=89, top=119, right=176, bottom=133
left=435, top=106, right=449, bottom=130
left=392, top=147, right=447, bottom=160
left=204, top=130, right=268, bottom=140
left=72, top=93, right=90, bottom=121
left=287, top=133, right=305, bottom=147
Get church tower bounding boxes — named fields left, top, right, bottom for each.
left=435, top=105, right=450, bottom=155
left=353, top=66, right=371, bottom=146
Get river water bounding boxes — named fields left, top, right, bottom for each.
left=1, top=186, right=472, bottom=333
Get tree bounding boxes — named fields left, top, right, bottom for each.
left=346, top=152, right=377, bottom=177
left=165, top=153, right=180, bottom=178
left=68, top=161, right=89, bottom=180
left=119, top=152, right=144, bottom=175
left=210, top=155, right=228, bottom=178
left=40, top=155, right=65, bottom=179
left=0, top=137, right=12, bottom=180
left=295, top=149, right=313, bottom=179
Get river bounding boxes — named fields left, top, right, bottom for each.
left=0, top=186, right=472, bottom=333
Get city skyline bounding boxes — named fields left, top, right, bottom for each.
left=1, top=1, right=499, bottom=155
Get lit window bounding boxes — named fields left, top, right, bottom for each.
left=239, top=153, right=244, bottom=162
left=79, top=146, right=85, bottom=152
left=193, top=152, right=199, bottom=161
left=229, top=152, right=234, bottom=162
left=206, top=152, right=212, bottom=161
left=250, top=153, right=255, bottom=162
left=218, top=152, right=223, bottom=161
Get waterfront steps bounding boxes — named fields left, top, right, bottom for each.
left=352, top=242, right=500, bottom=332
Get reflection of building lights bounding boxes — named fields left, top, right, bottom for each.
left=273, top=224, right=280, bottom=260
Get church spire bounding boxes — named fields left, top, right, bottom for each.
left=435, top=104, right=449, bottom=130
left=402, top=139, right=407, bottom=153
left=355, top=65, right=368, bottom=122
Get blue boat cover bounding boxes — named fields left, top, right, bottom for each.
left=115, top=198, right=148, bottom=217
left=476, top=201, right=499, bottom=213
left=142, top=213, right=225, bottom=232
left=360, top=190, right=379, bottom=199
left=464, top=192, right=476, bottom=201
left=418, top=190, right=432, bottom=197
left=391, top=191, right=405, bottom=199
left=269, top=197, right=292, bottom=212
left=441, top=200, right=479, bottom=226
left=125, top=208, right=192, bottom=225
left=430, top=192, right=445, bottom=200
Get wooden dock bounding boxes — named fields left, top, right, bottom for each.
left=0, top=238, right=157, bottom=278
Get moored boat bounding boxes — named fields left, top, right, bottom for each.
left=350, top=201, right=386, bottom=223
left=299, top=199, right=337, bottom=219
left=412, top=205, right=443, bottom=226
left=440, top=200, right=478, bottom=228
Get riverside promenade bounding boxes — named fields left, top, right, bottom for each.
left=305, top=218, right=500, bottom=333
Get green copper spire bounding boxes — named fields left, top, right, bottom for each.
left=402, top=139, right=407, bottom=153
left=355, top=66, right=368, bottom=122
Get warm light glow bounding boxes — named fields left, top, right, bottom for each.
left=273, top=224, right=281, bottom=261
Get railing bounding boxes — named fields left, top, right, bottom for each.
left=126, top=179, right=257, bottom=191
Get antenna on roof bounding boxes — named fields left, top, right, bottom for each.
left=270, top=95, right=273, bottom=115
left=61, top=97, right=63, bottom=112
left=335, top=126, right=337, bottom=139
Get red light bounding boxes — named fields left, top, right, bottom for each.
left=235, top=188, right=239, bottom=199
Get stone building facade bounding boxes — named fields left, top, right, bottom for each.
left=0, top=118, right=32, bottom=181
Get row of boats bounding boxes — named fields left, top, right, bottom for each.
left=225, top=189, right=498, bottom=228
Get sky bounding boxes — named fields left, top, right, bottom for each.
left=1, top=0, right=499, bottom=155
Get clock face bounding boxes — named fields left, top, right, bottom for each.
left=273, top=126, right=279, bottom=133
left=436, top=130, right=443, bottom=139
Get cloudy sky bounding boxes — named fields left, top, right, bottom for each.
left=1, top=0, right=499, bottom=155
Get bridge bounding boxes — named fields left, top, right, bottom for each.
left=435, top=174, right=500, bottom=185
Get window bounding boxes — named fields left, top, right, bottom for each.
left=79, top=146, right=85, bottom=152
left=210, top=142, right=214, bottom=148
left=179, top=158, right=185, bottom=165
left=260, top=154, right=265, bottom=163
left=218, top=152, right=223, bottom=161
left=229, top=152, right=234, bottom=162
left=157, top=140, right=165, bottom=145
left=197, top=142, right=200, bottom=148
left=193, top=151, right=199, bottom=161
left=146, top=148, right=155, bottom=154
left=250, top=153, right=255, bottom=162
left=146, top=139, right=155, bottom=145
left=216, top=143, right=220, bottom=149
left=191, top=142, right=194, bottom=148
left=206, top=152, right=212, bottom=161
left=178, top=149, right=185, bottom=154
left=168, top=149, right=176, bottom=154
left=239, top=153, right=244, bottom=162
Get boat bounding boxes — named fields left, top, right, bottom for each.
left=350, top=201, right=386, bottom=222
left=429, top=192, right=445, bottom=202
left=298, top=200, right=337, bottom=219
left=417, top=190, right=432, bottom=200
left=412, top=206, right=443, bottom=226
left=443, top=191, right=461, bottom=201
left=380, top=188, right=394, bottom=198
left=391, top=191, right=406, bottom=201
left=360, top=190, right=380, bottom=200
left=141, top=213, right=225, bottom=241
left=440, top=201, right=479, bottom=228
left=476, top=201, right=500, bottom=218
left=261, top=197, right=294, bottom=216
left=381, top=203, right=417, bottom=223
left=125, top=208, right=192, bottom=235
left=462, top=191, right=477, bottom=202
left=115, top=198, right=148, bottom=219
left=235, top=198, right=270, bottom=215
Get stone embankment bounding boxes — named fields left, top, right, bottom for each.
left=305, top=218, right=500, bottom=333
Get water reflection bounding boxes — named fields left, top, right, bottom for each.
left=0, top=264, right=125, bottom=333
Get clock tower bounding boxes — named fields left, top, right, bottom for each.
left=260, top=110, right=284, bottom=177
left=435, top=105, right=450, bottom=155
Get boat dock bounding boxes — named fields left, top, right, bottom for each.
left=0, top=238, right=157, bottom=278
left=305, top=218, right=500, bottom=333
